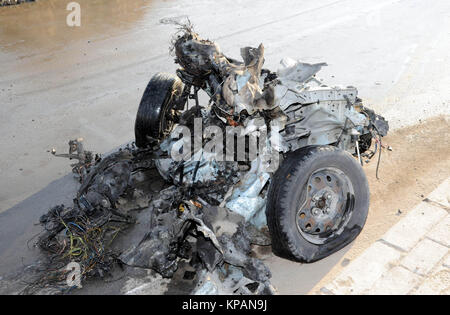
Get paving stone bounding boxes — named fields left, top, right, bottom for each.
left=426, top=214, right=450, bottom=247
left=413, top=268, right=450, bottom=295
left=316, top=178, right=450, bottom=295
left=443, top=253, right=450, bottom=268
left=431, top=253, right=450, bottom=273
left=401, top=238, right=448, bottom=276
left=323, top=242, right=402, bottom=295
left=427, top=178, right=450, bottom=208
left=366, top=266, right=422, bottom=295
left=381, top=202, right=447, bottom=252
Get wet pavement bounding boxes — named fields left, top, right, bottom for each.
left=1, top=0, right=450, bottom=294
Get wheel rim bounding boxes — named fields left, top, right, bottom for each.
left=296, top=167, right=355, bottom=245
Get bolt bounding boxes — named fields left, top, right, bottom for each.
left=326, top=194, right=332, bottom=200
left=312, top=208, right=321, bottom=216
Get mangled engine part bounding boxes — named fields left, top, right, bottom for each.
left=51, top=138, right=99, bottom=182
left=120, top=186, right=274, bottom=294
left=27, top=143, right=145, bottom=294
left=222, top=158, right=270, bottom=229
left=172, top=25, right=276, bottom=118
left=220, top=44, right=277, bottom=115
left=154, top=112, right=274, bottom=229
left=33, top=138, right=276, bottom=295
left=155, top=144, right=240, bottom=188
left=133, top=25, right=390, bottom=266
left=76, top=149, right=134, bottom=212
left=272, top=57, right=388, bottom=153
left=173, top=26, right=226, bottom=79
left=120, top=186, right=190, bottom=277
left=170, top=25, right=388, bottom=158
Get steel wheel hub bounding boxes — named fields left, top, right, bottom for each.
left=296, top=167, right=354, bottom=244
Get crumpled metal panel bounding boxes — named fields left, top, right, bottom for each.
left=224, top=158, right=270, bottom=228
left=277, top=57, right=327, bottom=85
left=222, top=44, right=276, bottom=115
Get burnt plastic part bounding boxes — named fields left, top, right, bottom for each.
left=120, top=188, right=273, bottom=287
left=218, top=228, right=272, bottom=283
left=173, top=30, right=221, bottom=77
left=134, top=73, right=183, bottom=147
left=119, top=186, right=191, bottom=277
left=357, top=133, right=373, bottom=154
left=373, top=116, right=389, bottom=137
left=77, top=149, right=133, bottom=199
left=196, top=235, right=223, bottom=271
left=363, top=106, right=389, bottom=137
left=119, top=209, right=189, bottom=278
left=266, top=145, right=369, bottom=262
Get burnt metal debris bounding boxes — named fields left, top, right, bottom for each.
left=27, top=139, right=275, bottom=294
left=23, top=144, right=138, bottom=294
left=28, top=22, right=389, bottom=295
left=0, top=0, right=34, bottom=6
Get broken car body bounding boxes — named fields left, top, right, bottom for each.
left=31, top=24, right=388, bottom=295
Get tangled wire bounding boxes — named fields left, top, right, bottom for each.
left=21, top=142, right=143, bottom=294
left=21, top=202, right=132, bottom=294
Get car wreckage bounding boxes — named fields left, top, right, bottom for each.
left=30, top=24, right=388, bottom=295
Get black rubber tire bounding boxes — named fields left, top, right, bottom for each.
left=134, top=73, right=183, bottom=148
left=266, top=145, right=370, bottom=263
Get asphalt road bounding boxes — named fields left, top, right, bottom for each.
left=1, top=0, right=449, bottom=294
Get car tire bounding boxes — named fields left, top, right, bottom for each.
left=134, top=72, right=183, bottom=148
left=266, top=145, right=370, bottom=262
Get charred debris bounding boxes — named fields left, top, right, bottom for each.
left=27, top=138, right=275, bottom=295
left=0, top=0, right=34, bottom=6
left=26, top=23, right=388, bottom=295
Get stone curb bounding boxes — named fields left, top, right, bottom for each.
left=317, top=177, right=450, bottom=295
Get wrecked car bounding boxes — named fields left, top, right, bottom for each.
left=29, top=23, right=388, bottom=295
left=134, top=24, right=388, bottom=263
